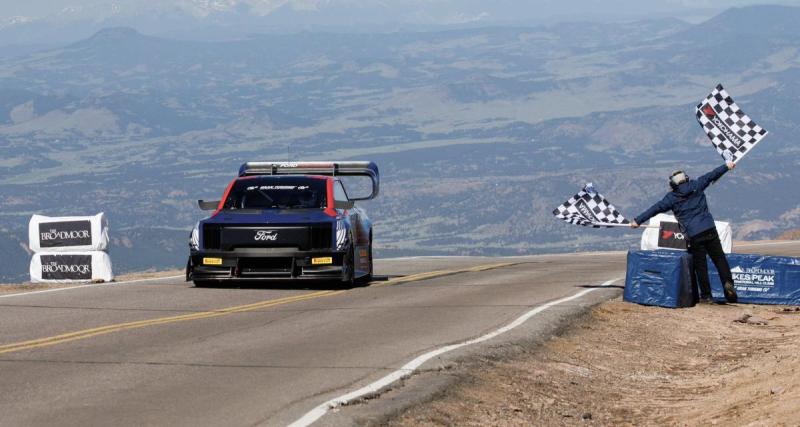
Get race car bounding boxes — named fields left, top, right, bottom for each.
left=186, top=161, right=379, bottom=287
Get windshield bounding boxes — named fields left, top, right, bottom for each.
left=222, top=177, right=328, bottom=210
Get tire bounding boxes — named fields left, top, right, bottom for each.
left=341, top=239, right=356, bottom=288
left=185, top=257, right=193, bottom=282
left=355, top=235, right=373, bottom=286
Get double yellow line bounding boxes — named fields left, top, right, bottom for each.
left=0, top=290, right=342, bottom=355
left=0, top=262, right=518, bottom=356
left=371, top=262, right=517, bottom=287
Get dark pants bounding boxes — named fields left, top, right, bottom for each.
left=688, top=227, right=733, bottom=298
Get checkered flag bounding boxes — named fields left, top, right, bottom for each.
left=553, top=183, right=630, bottom=228
left=696, top=84, right=768, bottom=163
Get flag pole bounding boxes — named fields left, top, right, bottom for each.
left=593, top=222, right=659, bottom=229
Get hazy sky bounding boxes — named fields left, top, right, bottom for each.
left=3, top=0, right=800, bottom=48
left=4, top=0, right=800, bottom=21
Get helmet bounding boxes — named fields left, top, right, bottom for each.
left=669, top=170, right=689, bottom=189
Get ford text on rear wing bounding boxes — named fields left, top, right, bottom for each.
left=237, top=161, right=380, bottom=201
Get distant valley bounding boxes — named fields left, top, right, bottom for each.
left=1, top=5, right=800, bottom=282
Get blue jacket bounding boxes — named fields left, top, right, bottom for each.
left=634, top=164, right=729, bottom=238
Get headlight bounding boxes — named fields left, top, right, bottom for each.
left=335, top=219, right=347, bottom=250
left=189, top=222, right=200, bottom=250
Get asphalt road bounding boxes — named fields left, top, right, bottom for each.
left=1, top=243, right=798, bottom=427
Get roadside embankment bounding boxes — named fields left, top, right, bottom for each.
left=388, top=298, right=800, bottom=426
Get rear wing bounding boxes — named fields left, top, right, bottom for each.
left=238, top=161, right=380, bottom=201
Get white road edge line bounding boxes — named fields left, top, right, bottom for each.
left=0, top=275, right=184, bottom=299
left=287, top=277, right=621, bottom=427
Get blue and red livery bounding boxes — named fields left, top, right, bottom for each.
left=186, top=161, right=379, bottom=287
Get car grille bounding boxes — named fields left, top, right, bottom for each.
left=238, top=257, right=293, bottom=276
left=202, top=223, right=332, bottom=250
left=203, top=224, right=221, bottom=250
left=309, top=224, right=333, bottom=250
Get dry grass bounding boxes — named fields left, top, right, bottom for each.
left=776, top=229, right=800, bottom=240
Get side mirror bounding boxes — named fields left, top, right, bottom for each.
left=198, top=200, right=220, bottom=211
left=334, top=200, right=355, bottom=210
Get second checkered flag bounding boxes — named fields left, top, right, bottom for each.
left=553, top=183, right=631, bottom=228
left=696, top=84, right=768, bottom=163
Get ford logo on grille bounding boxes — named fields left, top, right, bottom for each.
left=254, top=230, right=278, bottom=241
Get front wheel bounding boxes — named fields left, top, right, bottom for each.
left=341, top=239, right=356, bottom=288
left=355, top=238, right=373, bottom=286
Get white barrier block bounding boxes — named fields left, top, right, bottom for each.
left=641, top=213, right=732, bottom=254
left=29, top=251, right=114, bottom=283
left=28, top=213, right=109, bottom=252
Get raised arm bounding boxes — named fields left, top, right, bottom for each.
left=631, top=195, right=673, bottom=228
left=696, top=162, right=735, bottom=192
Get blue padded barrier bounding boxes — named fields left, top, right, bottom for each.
left=623, top=250, right=697, bottom=308
left=708, top=253, right=800, bottom=305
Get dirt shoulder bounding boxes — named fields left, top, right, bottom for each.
left=0, top=269, right=184, bottom=295
left=388, top=298, right=800, bottom=426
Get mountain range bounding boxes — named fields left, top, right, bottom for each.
left=1, top=5, right=800, bottom=282
left=3, top=0, right=800, bottom=46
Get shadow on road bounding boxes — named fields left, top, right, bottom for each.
left=190, top=275, right=390, bottom=291
left=577, top=284, right=624, bottom=289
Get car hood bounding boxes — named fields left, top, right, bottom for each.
left=203, top=209, right=336, bottom=225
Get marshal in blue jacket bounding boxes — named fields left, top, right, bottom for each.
left=634, top=164, right=730, bottom=238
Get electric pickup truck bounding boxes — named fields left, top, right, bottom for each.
left=187, top=161, right=378, bottom=287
